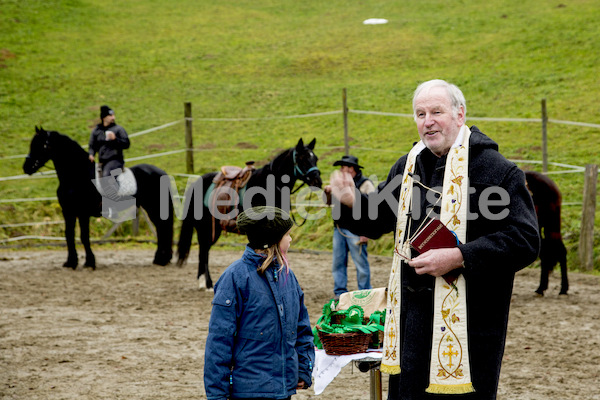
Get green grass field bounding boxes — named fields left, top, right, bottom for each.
left=1, top=0, right=598, bottom=271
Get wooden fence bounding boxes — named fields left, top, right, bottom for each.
left=183, top=94, right=598, bottom=270
left=1, top=95, right=597, bottom=269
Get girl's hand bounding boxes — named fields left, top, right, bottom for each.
left=297, top=379, right=308, bottom=389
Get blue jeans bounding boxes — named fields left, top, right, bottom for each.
left=332, top=226, right=371, bottom=297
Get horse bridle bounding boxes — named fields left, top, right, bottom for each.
left=288, top=148, right=322, bottom=226
left=292, top=148, right=319, bottom=177
left=25, top=130, right=52, bottom=172
left=291, top=148, right=320, bottom=194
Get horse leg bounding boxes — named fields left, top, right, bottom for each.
left=140, top=201, right=173, bottom=266
left=79, top=216, right=95, bottom=269
left=558, top=242, right=569, bottom=295
left=63, top=214, right=78, bottom=269
left=535, top=241, right=550, bottom=295
left=155, top=221, right=174, bottom=266
left=559, top=260, right=569, bottom=295
left=151, top=213, right=173, bottom=267
left=535, top=261, right=550, bottom=296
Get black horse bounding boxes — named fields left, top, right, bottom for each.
left=177, top=138, right=322, bottom=289
left=525, top=170, right=568, bottom=295
left=23, top=127, right=173, bottom=268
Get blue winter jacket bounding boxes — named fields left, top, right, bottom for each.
left=204, top=246, right=315, bottom=400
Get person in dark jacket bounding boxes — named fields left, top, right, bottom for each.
left=204, top=206, right=315, bottom=400
left=329, top=79, right=540, bottom=399
left=88, top=105, right=130, bottom=177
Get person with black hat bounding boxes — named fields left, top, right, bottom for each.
left=88, top=105, right=130, bottom=177
left=325, top=155, right=376, bottom=300
left=204, top=206, right=314, bottom=400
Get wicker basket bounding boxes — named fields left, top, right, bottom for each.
left=329, top=313, right=384, bottom=350
left=330, top=313, right=369, bottom=326
left=317, top=329, right=371, bottom=356
left=369, top=330, right=384, bottom=349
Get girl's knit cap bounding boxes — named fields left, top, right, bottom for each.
left=236, top=206, right=294, bottom=249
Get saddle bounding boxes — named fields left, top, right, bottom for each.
left=209, top=161, right=255, bottom=238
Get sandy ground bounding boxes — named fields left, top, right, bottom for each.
left=1, top=246, right=599, bottom=400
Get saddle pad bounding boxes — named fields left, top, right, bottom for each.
left=116, top=168, right=137, bottom=196
left=203, top=182, right=246, bottom=210
left=93, top=166, right=137, bottom=199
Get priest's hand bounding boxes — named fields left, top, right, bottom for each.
left=408, top=247, right=464, bottom=277
left=329, top=170, right=355, bottom=207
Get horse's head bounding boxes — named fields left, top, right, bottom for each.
left=23, top=126, right=53, bottom=175
left=293, top=138, right=322, bottom=189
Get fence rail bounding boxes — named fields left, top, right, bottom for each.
left=1, top=97, right=598, bottom=268
left=2, top=107, right=600, bottom=162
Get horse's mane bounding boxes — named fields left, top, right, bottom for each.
left=46, top=131, right=93, bottom=176
left=51, top=131, right=88, bottom=154
left=243, top=147, right=296, bottom=185
left=263, top=147, right=293, bottom=173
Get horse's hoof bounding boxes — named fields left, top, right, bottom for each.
left=559, top=292, right=568, bottom=297
left=84, top=256, right=96, bottom=270
left=176, top=258, right=186, bottom=267
left=153, top=255, right=171, bottom=266
left=63, top=261, right=77, bottom=270
left=153, top=252, right=172, bottom=267
left=534, top=291, right=544, bottom=297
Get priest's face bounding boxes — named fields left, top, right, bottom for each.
left=414, top=86, right=465, bottom=157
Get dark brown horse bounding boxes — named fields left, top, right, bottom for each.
left=525, top=170, right=568, bottom=295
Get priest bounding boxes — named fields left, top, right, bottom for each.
left=329, top=79, right=540, bottom=400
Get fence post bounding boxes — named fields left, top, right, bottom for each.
left=579, top=164, right=598, bottom=271
left=541, top=98, right=548, bottom=173
left=184, top=102, right=194, bottom=174
left=343, top=88, right=349, bottom=156
left=132, top=209, right=140, bottom=236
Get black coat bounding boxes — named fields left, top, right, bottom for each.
left=88, top=122, right=130, bottom=163
left=336, top=126, right=540, bottom=400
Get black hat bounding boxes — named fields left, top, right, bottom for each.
left=333, top=155, right=363, bottom=169
left=236, top=206, right=294, bottom=249
left=100, top=105, right=114, bottom=120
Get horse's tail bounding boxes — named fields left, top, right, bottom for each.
left=177, top=204, right=195, bottom=266
left=545, top=183, right=563, bottom=239
left=176, top=173, right=212, bottom=266
left=525, top=170, right=563, bottom=237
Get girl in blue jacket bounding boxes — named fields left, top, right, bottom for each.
left=204, top=206, right=315, bottom=400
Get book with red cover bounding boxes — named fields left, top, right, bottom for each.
left=410, top=218, right=459, bottom=254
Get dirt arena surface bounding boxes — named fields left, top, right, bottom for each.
left=1, top=247, right=599, bottom=400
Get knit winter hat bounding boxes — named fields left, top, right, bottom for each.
left=236, top=206, right=294, bottom=249
left=100, top=105, right=114, bottom=120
